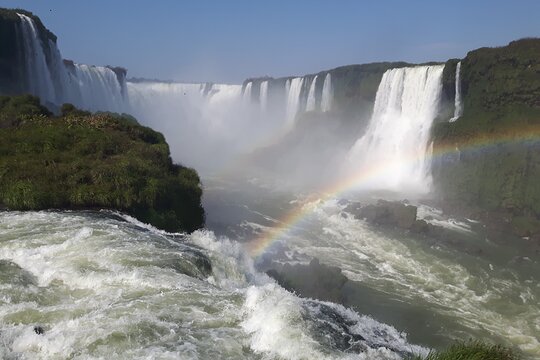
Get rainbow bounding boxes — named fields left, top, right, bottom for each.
left=246, top=126, right=540, bottom=257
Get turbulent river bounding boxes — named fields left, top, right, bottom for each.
left=1, top=179, right=539, bottom=360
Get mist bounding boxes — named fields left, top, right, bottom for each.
left=124, top=75, right=358, bottom=192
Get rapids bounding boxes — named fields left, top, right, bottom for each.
left=0, top=210, right=427, bottom=360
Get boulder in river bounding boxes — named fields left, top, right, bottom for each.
left=345, top=200, right=418, bottom=229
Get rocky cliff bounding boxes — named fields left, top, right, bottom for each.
left=432, top=39, right=540, bottom=238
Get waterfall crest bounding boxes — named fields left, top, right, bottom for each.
left=347, top=65, right=444, bottom=193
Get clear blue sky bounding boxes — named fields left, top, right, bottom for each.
left=4, top=0, right=539, bottom=83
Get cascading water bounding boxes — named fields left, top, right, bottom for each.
left=285, top=77, right=304, bottom=126
left=347, top=65, right=444, bottom=193
left=305, top=75, right=318, bottom=111
left=243, top=81, right=253, bottom=103
left=16, top=13, right=127, bottom=112
left=259, top=81, right=269, bottom=112
left=449, top=61, right=463, bottom=122
left=320, top=73, right=332, bottom=112
left=17, top=14, right=57, bottom=104
left=0, top=211, right=428, bottom=360
left=64, top=64, right=127, bottom=113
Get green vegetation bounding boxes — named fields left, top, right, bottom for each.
left=0, top=94, right=51, bottom=127
left=415, top=341, right=519, bottom=360
left=0, top=95, right=204, bottom=233
left=431, top=39, right=540, bottom=234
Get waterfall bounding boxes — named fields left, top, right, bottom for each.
left=64, top=64, right=126, bottom=112
left=243, top=82, right=253, bottom=103
left=449, top=61, right=463, bottom=122
left=260, top=81, right=269, bottom=112
left=305, top=75, right=318, bottom=111
left=207, top=84, right=243, bottom=106
left=347, top=65, right=444, bottom=193
left=320, top=73, right=332, bottom=112
left=285, top=77, right=304, bottom=126
left=17, top=14, right=57, bottom=104
left=16, top=13, right=127, bottom=112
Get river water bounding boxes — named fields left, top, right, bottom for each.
left=0, top=179, right=539, bottom=359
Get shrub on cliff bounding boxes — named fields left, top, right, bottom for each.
left=0, top=94, right=51, bottom=127
left=0, top=95, right=204, bottom=233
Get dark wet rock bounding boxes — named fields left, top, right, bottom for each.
left=0, top=260, right=37, bottom=286
left=410, top=219, right=430, bottom=234
left=303, top=301, right=368, bottom=353
left=345, top=200, right=418, bottom=230
left=188, top=250, right=213, bottom=278
left=511, top=215, right=540, bottom=238
left=166, top=247, right=212, bottom=279
left=33, top=326, right=44, bottom=335
left=267, top=258, right=348, bottom=303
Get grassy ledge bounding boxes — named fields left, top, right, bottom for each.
left=0, top=94, right=204, bottom=233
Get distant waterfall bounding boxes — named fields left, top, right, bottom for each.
left=243, top=82, right=253, bottom=103
left=16, top=13, right=127, bottom=112
left=127, top=82, right=243, bottom=119
left=305, top=75, right=318, bottom=111
left=285, top=77, right=304, bottom=126
left=320, top=73, right=332, bottom=112
left=347, top=65, right=444, bottom=193
left=449, top=61, right=463, bottom=122
left=260, top=81, right=269, bottom=112
left=206, top=84, right=243, bottom=108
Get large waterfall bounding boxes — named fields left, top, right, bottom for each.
left=16, top=13, right=127, bottom=112
left=347, top=65, right=444, bottom=193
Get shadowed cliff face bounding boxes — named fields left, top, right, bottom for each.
left=431, top=38, right=540, bottom=238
